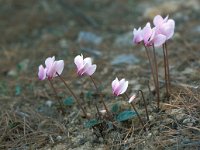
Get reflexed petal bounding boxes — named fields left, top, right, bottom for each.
left=85, top=64, right=96, bottom=76
left=38, top=65, right=47, bottom=80
left=112, top=77, right=119, bottom=90
left=55, top=60, right=64, bottom=75
left=119, top=81, right=128, bottom=95
left=133, top=27, right=143, bottom=44
left=77, top=63, right=89, bottom=76
left=45, top=56, right=55, bottom=68
left=47, top=62, right=57, bottom=78
left=153, top=15, right=164, bottom=26
left=112, top=78, right=119, bottom=95
left=114, top=79, right=126, bottom=96
left=153, top=34, right=167, bottom=47
left=84, top=57, right=92, bottom=65
left=142, top=22, right=153, bottom=44
left=74, top=54, right=84, bottom=70
left=164, top=19, right=175, bottom=39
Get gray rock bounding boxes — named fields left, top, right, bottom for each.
left=111, top=54, right=140, bottom=65
left=78, top=31, right=103, bottom=45
left=7, top=68, right=18, bottom=77
left=114, top=32, right=133, bottom=47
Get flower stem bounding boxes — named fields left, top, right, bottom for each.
left=89, top=76, right=109, bottom=114
left=143, top=43, right=157, bottom=92
left=48, top=79, right=65, bottom=114
left=125, top=93, right=145, bottom=128
left=138, top=90, right=149, bottom=121
left=164, top=42, right=171, bottom=93
left=162, top=44, right=169, bottom=99
left=152, top=45, right=160, bottom=110
left=56, top=73, right=88, bottom=118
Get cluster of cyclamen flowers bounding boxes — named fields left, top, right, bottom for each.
left=133, top=15, right=175, bottom=47
left=38, top=55, right=147, bottom=126
left=133, top=15, right=175, bottom=109
left=38, top=14, right=175, bottom=127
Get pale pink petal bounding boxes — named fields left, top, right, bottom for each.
left=83, top=57, right=92, bottom=66
left=38, top=65, right=47, bottom=80
left=85, top=64, right=96, bottom=76
left=153, top=34, right=167, bottom=47
left=164, top=19, right=175, bottom=39
left=77, top=63, right=89, bottom=76
left=55, top=60, right=64, bottom=76
left=133, top=27, right=143, bottom=44
left=47, top=62, right=57, bottom=78
left=74, top=54, right=84, bottom=70
left=112, top=78, right=119, bottom=95
left=45, top=56, right=55, bottom=68
left=114, top=79, right=126, bottom=96
left=153, top=15, right=164, bottom=26
left=119, top=81, right=128, bottom=95
left=142, top=23, right=153, bottom=45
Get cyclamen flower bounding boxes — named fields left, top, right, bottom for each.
left=112, top=78, right=128, bottom=96
left=153, top=15, right=175, bottom=40
left=142, top=22, right=166, bottom=47
left=133, top=27, right=143, bottom=44
left=74, top=54, right=96, bottom=76
left=38, top=56, right=64, bottom=80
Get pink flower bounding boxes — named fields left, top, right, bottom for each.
left=38, top=56, right=64, bottom=80
left=112, top=77, right=128, bottom=96
left=153, top=15, right=175, bottom=40
left=128, top=94, right=137, bottom=103
left=133, top=27, right=143, bottom=44
left=142, top=23, right=166, bottom=47
left=38, top=65, right=47, bottom=80
left=74, top=54, right=97, bottom=76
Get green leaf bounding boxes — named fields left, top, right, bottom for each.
left=15, top=85, right=21, bottom=96
left=84, top=119, right=102, bottom=128
left=63, top=97, right=74, bottom=106
left=111, top=103, right=119, bottom=113
left=116, top=110, right=136, bottom=122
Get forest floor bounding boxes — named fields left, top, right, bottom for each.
left=0, top=0, right=200, bottom=149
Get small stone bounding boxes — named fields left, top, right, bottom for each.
left=147, top=133, right=152, bottom=139
left=111, top=54, right=140, bottom=65
left=77, top=31, right=103, bottom=45
left=7, top=69, right=18, bottom=77
left=45, top=100, right=53, bottom=107
left=56, top=135, right=62, bottom=141
left=149, top=115, right=154, bottom=121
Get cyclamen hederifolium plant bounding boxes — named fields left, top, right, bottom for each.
left=38, top=15, right=175, bottom=132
